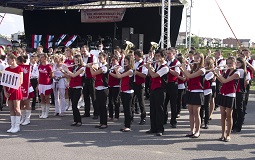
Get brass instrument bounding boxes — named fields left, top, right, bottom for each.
left=124, top=41, right=134, bottom=54
left=150, top=42, right=158, bottom=51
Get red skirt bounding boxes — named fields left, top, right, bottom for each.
left=8, top=87, right=23, bottom=100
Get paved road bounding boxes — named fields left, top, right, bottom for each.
left=0, top=94, right=255, bottom=160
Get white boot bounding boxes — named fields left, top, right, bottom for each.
left=21, top=110, right=31, bottom=125
left=11, top=116, right=21, bottom=133
left=65, top=99, right=70, bottom=111
left=7, top=116, right=15, bottom=133
left=39, top=105, right=45, bottom=119
left=20, top=110, right=26, bottom=124
left=77, top=96, right=84, bottom=109
left=42, top=105, right=50, bottom=118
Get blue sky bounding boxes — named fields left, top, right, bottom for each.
left=0, top=0, right=254, bottom=41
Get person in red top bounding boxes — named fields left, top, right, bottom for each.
left=108, top=55, right=121, bottom=120
left=179, top=52, right=205, bottom=138
left=115, top=55, right=134, bottom=132
left=38, top=53, right=53, bottom=119
left=61, top=54, right=84, bottom=127
left=214, top=56, right=240, bottom=142
left=145, top=49, right=169, bottom=136
left=89, top=52, right=109, bottom=129
left=17, top=56, right=34, bottom=126
left=4, top=54, right=23, bottom=133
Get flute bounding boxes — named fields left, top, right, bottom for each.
left=205, top=67, right=231, bottom=72
left=137, top=60, right=159, bottom=69
left=169, top=61, right=199, bottom=69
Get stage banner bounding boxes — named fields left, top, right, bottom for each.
left=1, top=70, right=21, bottom=90
left=81, top=8, right=126, bottom=23
left=20, top=64, right=31, bottom=99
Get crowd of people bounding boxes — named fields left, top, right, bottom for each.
left=0, top=44, right=254, bottom=142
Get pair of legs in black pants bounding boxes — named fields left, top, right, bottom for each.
left=233, top=92, right=245, bottom=132
left=69, top=88, right=82, bottom=123
left=83, top=78, right=97, bottom=117
left=163, top=82, right=178, bottom=126
left=244, top=83, right=250, bottom=115
left=200, top=93, right=212, bottom=128
left=177, top=89, right=185, bottom=115
left=108, top=87, right=120, bottom=119
left=96, top=89, right=109, bottom=126
left=131, top=83, right=146, bottom=123
left=30, top=78, right=38, bottom=110
left=120, top=92, right=133, bottom=129
left=149, top=88, right=165, bottom=134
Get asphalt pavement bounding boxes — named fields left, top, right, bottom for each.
left=0, top=93, right=255, bottom=160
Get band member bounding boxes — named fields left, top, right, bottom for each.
left=61, top=54, right=84, bottom=126
left=214, top=50, right=226, bottom=111
left=132, top=49, right=148, bottom=125
left=144, top=50, right=155, bottom=99
left=115, top=55, right=134, bottom=132
left=30, top=54, right=39, bottom=110
left=0, top=51, right=7, bottom=111
left=52, top=54, right=67, bottom=117
left=17, top=56, right=34, bottom=126
left=145, top=49, right=169, bottom=136
left=114, top=46, right=125, bottom=67
left=200, top=57, right=215, bottom=129
left=80, top=45, right=98, bottom=119
left=176, top=54, right=187, bottom=118
left=215, top=56, right=240, bottom=142
left=89, top=52, right=109, bottom=129
left=233, top=57, right=250, bottom=132
left=164, top=47, right=180, bottom=128
left=180, top=52, right=205, bottom=138
left=242, top=48, right=255, bottom=115
left=187, top=50, right=195, bottom=64
left=38, top=53, right=53, bottom=119
left=4, top=54, right=23, bottom=133
left=108, top=55, right=121, bottom=120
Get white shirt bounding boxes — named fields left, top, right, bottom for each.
left=167, top=58, right=180, bottom=74
left=52, top=64, right=66, bottom=89
left=217, top=57, right=226, bottom=68
left=30, top=63, right=39, bottom=79
left=90, top=49, right=104, bottom=58
left=134, top=59, right=148, bottom=82
left=154, top=61, right=169, bottom=77
left=0, top=60, right=7, bottom=85
left=204, top=71, right=214, bottom=95
left=95, top=63, right=108, bottom=90
left=82, top=53, right=98, bottom=77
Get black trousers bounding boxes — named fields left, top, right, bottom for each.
left=131, top=83, right=146, bottom=120
left=70, top=88, right=82, bottom=123
left=108, top=87, right=120, bottom=119
left=163, top=82, right=178, bottom=125
left=83, top=78, right=97, bottom=116
left=0, top=85, right=3, bottom=110
left=244, top=83, right=250, bottom=114
left=30, top=78, right=38, bottom=108
left=215, top=79, right=222, bottom=109
left=177, top=89, right=185, bottom=115
left=200, top=93, right=212, bottom=125
left=121, top=92, right=133, bottom=128
left=96, top=89, right=109, bottom=125
left=150, top=88, right=165, bottom=133
left=145, top=76, right=151, bottom=99
left=233, top=92, right=245, bottom=130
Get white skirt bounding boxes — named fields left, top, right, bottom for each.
left=38, top=84, right=52, bottom=95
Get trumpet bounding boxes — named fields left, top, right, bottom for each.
left=124, top=41, right=134, bottom=54
left=150, top=42, right=158, bottom=51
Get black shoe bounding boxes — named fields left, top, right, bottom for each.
left=185, top=133, right=194, bottom=137
left=191, top=133, right=200, bottom=138
left=82, top=114, right=90, bottom=118
left=71, top=122, right=78, bottom=126
left=31, top=106, right=35, bottom=110
left=176, top=114, right=180, bottom=118
left=139, top=119, right=146, bottom=125
left=92, top=116, right=98, bottom=119
left=146, top=130, right=155, bottom=134
left=135, top=110, right=140, bottom=114
left=203, top=124, right=208, bottom=129
left=76, top=122, right=82, bottom=127
left=99, top=125, right=108, bottom=129
left=171, top=124, right=177, bottom=128
left=156, top=132, right=163, bottom=136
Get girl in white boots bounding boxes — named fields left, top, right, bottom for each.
left=4, top=54, right=23, bottom=133
left=17, top=56, right=34, bottom=126
left=38, top=53, right=53, bottom=119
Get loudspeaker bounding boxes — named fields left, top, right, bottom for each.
left=130, top=34, right=144, bottom=51
left=121, top=27, right=134, bottom=44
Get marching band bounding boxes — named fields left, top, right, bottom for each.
left=0, top=44, right=254, bottom=142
